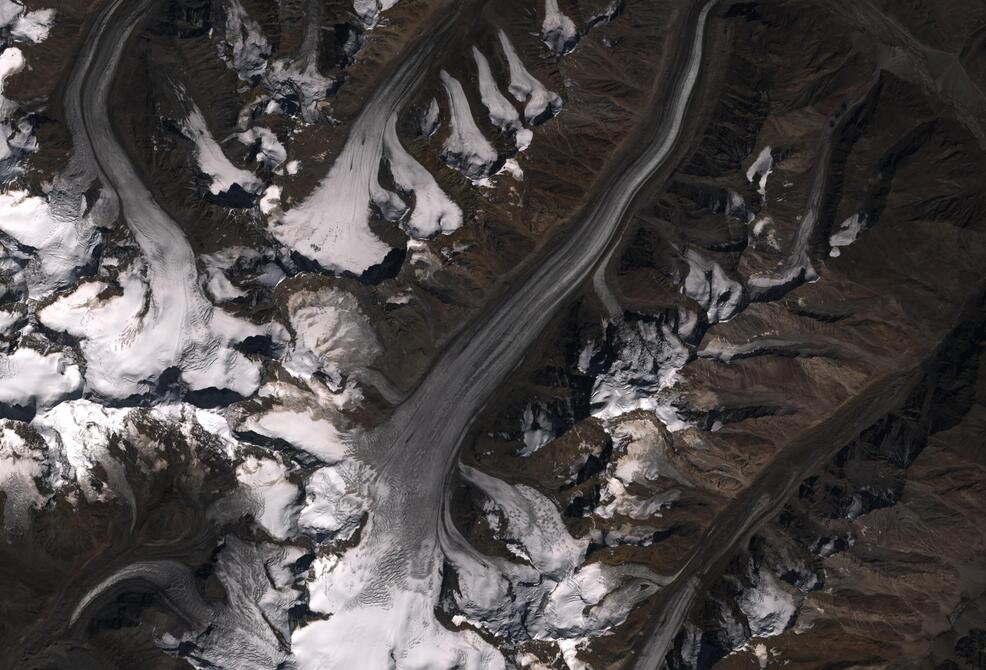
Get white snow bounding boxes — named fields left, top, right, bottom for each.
left=353, top=0, right=400, bottom=29
left=450, top=465, right=664, bottom=650
left=219, top=0, right=270, bottom=81
left=241, top=407, right=349, bottom=464
left=29, top=401, right=242, bottom=510
left=259, top=184, right=281, bottom=215
left=737, top=569, right=797, bottom=638
left=588, top=319, right=689, bottom=427
left=462, top=464, right=586, bottom=578
left=497, top=30, right=563, bottom=123
left=236, top=455, right=299, bottom=540
left=0, top=1, right=54, bottom=43
left=0, top=308, right=21, bottom=334
left=0, top=190, right=102, bottom=296
left=180, top=97, right=262, bottom=196
left=828, top=212, right=866, bottom=257
left=38, top=259, right=273, bottom=400
left=238, top=126, right=287, bottom=168
left=681, top=249, right=744, bottom=323
left=282, top=286, right=381, bottom=387
left=297, top=463, right=366, bottom=541
left=541, top=0, right=579, bottom=55
left=420, top=97, right=440, bottom=137
left=0, top=347, right=81, bottom=409
left=273, top=111, right=400, bottom=274
left=471, top=47, right=530, bottom=150
left=519, top=402, right=555, bottom=455
left=746, top=146, right=773, bottom=197
left=439, top=70, right=499, bottom=183
left=383, top=113, right=463, bottom=237
left=0, top=46, right=39, bottom=181
left=0, top=421, right=47, bottom=529
left=293, top=538, right=504, bottom=669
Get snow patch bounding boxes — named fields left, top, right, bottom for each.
left=472, top=47, right=529, bottom=150
left=541, top=0, right=579, bottom=55
left=353, top=0, right=400, bottom=29
left=236, top=456, right=299, bottom=540
left=681, top=249, right=744, bottom=323
left=0, top=1, right=54, bottom=43
left=238, top=126, right=287, bottom=168
left=746, top=146, right=773, bottom=197
left=383, top=113, right=463, bottom=237
left=180, top=95, right=261, bottom=196
left=241, top=408, right=349, bottom=464
left=586, top=319, right=689, bottom=428
left=829, top=212, right=866, bottom=257
left=497, top=30, right=562, bottom=124
left=439, top=70, right=499, bottom=182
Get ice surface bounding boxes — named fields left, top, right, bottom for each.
left=238, top=126, right=287, bottom=168
left=293, top=533, right=504, bottom=669
left=273, top=111, right=398, bottom=274
left=0, top=1, right=54, bottom=43
left=0, top=421, right=47, bottom=529
left=0, top=46, right=38, bottom=181
left=420, top=97, right=440, bottom=137
left=180, top=96, right=261, bottom=196
left=353, top=0, right=400, bottom=29
left=681, top=249, right=744, bottom=323
left=0, top=347, right=81, bottom=410
left=462, top=464, right=586, bottom=578
left=497, top=30, right=562, bottom=123
left=519, top=401, right=556, bottom=455
left=746, top=145, right=773, bottom=197
left=472, top=47, right=528, bottom=150
left=219, top=0, right=270, bottom=81
left=384, top=113, right=463, bottom=237
left=241, top=408, right=349, bottom=464
left=297, top=463, right=366, bottom=541
left=236, top=456, right=300, bottom=540
left=829, top=212, right=866, bottom=256
left=0, top=190, right=102, bottom=296
left=283, top=286, right=381, bottom=385
left=38, top=258, right=273, bottom=400
left=439, top=70, right=499, bottom=182
left=449, top=465, right=663, bottom=658
left=26, top=401, right=244, bottom=516
left=737, top=569, right=797, bottom=637
left=588, top=319, right=689, bottom=427
left=541, top=0, right=579, bottom=55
